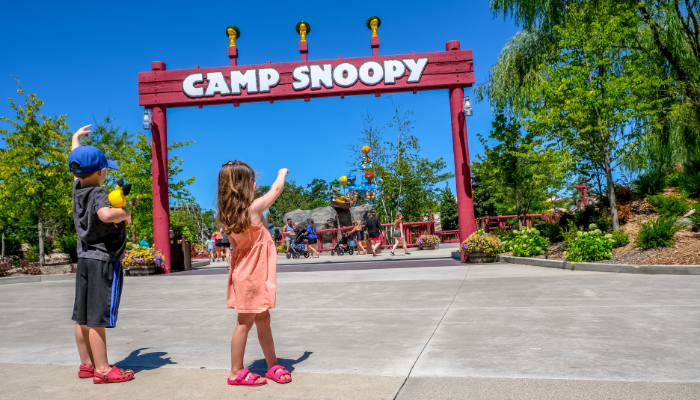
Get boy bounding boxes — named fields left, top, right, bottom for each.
left=69, top=124, right=134, bottom=384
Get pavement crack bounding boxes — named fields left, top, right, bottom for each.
left=393, top=265, right=471, bottom=399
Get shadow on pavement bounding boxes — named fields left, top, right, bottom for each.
left=247, top=351, right=313, bottom=374
left=115, top=347, right=178, bottom=373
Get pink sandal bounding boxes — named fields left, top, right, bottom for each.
left=265, top=364, right=292, bottom=383
left=78, top=365, right=94, bottom=378
left=227, top=369, right=267, bottom=387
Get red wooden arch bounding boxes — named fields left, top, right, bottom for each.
left=138, top=39, right=477, bottom=272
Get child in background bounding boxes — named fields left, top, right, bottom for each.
left=206, top=235, right=216, bottom=262
left=69, top=125, right=134, bottom=384
left=217, top=161, right=291, bottom=387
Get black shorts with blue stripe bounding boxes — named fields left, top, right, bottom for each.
left=71, top=258, right=124, bottom=328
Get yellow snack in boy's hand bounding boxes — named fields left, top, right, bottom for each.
left=108, top=179, right=132, bottom=210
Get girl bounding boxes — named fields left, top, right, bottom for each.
left=349, top=220, right=366, bottom=255
left=214, top=231, right=223, bottom=262
left=390, top=212, right=411, bottom=256
left=206, top=235, right=216, bottom=262
left=217, top=161, right=291, bottom=387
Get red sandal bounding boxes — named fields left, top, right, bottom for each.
left=265, top=364, right=292, bottom=384
left=227, top=369, right=267, bottom=387
left=93, top=366, right=134, bottom=384
left=78, top=365, right=94, bottom=378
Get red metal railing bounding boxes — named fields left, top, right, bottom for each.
left=475, top=214, right=558, bottom=233
left=315, top=220, right=436, bottom=252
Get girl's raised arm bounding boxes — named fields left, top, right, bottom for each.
left=251, top=168, right=288, bottom=213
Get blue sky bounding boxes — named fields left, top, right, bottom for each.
left=0, top=0, right=519, bottom=210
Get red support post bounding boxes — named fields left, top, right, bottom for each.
left=299, top=41, right=308, bottom=62
left=229, top=47, right=238, bottom=67
left=371, top=36, right=379, bottom=57
left=150, top=62, right=171, bottom=273
left=447, top=42, right=477, bottom=261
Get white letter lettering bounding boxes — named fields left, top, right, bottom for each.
left=403, top=58, right=428, bottom=83
left=383, top=60, right=406, bottom=84
left=258, top=68, right=280, bottom=93
left=204, top=72, right=230, bottom=96
left=310, top=64, right=333, bottom=89
left=333, top=63, right=359, bottom=87
left=292, top=66, right=310, bottom=90
left=230, top=69, right=258, bottom=94
left=183, top=73, right=204, bottom=97
left=358, top=61, right=384, bottom=86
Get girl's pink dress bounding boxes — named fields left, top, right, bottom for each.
left=227, top=221, right=277, bottom=313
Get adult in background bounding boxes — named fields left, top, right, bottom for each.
left=306, top=219, right=320, bottom=258
left=349, top=220, right=367, bottom=255
left=214, top=231, right=223, bottom=262
left=220, top=228, right=232, bottom=267
left=365, top=209, right=383, bottom=256
left=390, top=212, right=411, bottom=256
left=139, top=236, right=149, bottom=248
left=283, top=218, right=294, bottom=255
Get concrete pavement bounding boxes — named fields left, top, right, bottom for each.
left=1, top=257, right=699, bottom=399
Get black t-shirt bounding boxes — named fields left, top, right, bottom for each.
left=366, top=217, right=381, bottom=238
left=72, top=180, right=126, bottom=262
left=221, top=234, right=230, bottom=245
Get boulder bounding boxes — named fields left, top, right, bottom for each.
left=309, top=207, right=339, bottom=230
left=350, top=204, right=374, bottom=225
left=283, top=209, right=313, bottom=227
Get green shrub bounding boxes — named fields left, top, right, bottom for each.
left=689, top=204, right=700, bottom=232
left=24, top=244, right=39, bottom=262
left=666, top=172, right=681, bottom=188
left=610, top=230, right=630, bottom=248
left=632, top=170, right=666, bottom=197
left=565, top=224, right=614, bottom=262
left=558, top=205, right=611, bottom=232
left=502, top=227, right=549, bottom=257
left=680, top=160, right=700, bottom=198
left=647, top=194, right=690, bottom=218
left=57, top=234, right=78, bottom=263
left=125, top=242, right=135, bottom=250
left=635, top=217, right=682, bottom=249
left=536, top=222, right=563, bottom=243
left=489, top=228, right=516, bottom=242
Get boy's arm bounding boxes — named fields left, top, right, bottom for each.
left=251, top=168, right=288, bottom=212
left=97, top=207, right=132, bottom=225
left=71, top=125, right=92, bottom=151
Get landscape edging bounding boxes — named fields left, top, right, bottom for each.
left=496, top=255, right=700, bottom=275
left=0, top=274, right=74, bottom=285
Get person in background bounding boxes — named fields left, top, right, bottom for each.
left=305, top=219, right=320, bottom=258
left=139, top=236, right=149, bottom=248
left=283, top=218, right=294, bottom=255
left=215, top=231, right=224, bottom=262
left=221, top=228, right=232, bottom=267
left=206, top=235, right=216, bottom=262
left=390, top=212, right=411, bottom=256
left=365, top=209, right=383, bottom=256
left=349, top=221, right=367, bottom=255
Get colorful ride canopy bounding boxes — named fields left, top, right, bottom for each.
left=138, top=49, right=473, bottom=108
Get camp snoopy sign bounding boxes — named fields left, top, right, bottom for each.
left=138, top=51, right=473, bottom=107
left=182, top=58, right=429, bottom=97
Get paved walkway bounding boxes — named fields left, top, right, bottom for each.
left=1, top=254, right=699, bottom=399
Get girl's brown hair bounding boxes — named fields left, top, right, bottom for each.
left=217, top=161, right=256, bottom=235
left=394, top=212, right=403, bottom=228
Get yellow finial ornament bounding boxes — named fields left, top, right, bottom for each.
left=226, top=26, right=241, bottom=47
left=362, top=145, right=371, bottom=155
left=366, top=16, right=381, bottom=37
left=296, top=21, right=311, bottom=42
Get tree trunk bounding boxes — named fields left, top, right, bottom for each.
left=1, top=231, right=4, bottom=258
left=38, top=208, right=45, bottom=266
left=603, top=151, right=619, bottom=231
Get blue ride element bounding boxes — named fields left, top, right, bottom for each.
left=348, top=173, right=357, bottom=186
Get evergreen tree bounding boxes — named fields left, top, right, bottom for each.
left=439, top=185, right=459, bottom=231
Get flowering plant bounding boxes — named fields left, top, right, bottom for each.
left=502, top=227, right=549, bottom=257
left=461, top=230, right=504, bottom=256
left=123, top=247, right=165, bottom=268
left=564, top=223, right=613, bottom=262
left=416, top=234, right=441, bottom=247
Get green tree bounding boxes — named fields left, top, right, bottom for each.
left=347, top=100, right=453, bottom=222
left=0, top=83, right=72, bottom=265
left=439, top=185, right=459, bottom=230
left=525, top=2, right=671, bottom=230
left=474, top=112, right=570, bottom=228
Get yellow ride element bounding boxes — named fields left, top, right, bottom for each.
left=362, top=145, right=370, bottom=155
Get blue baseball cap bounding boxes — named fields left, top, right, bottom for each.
left=68, top=145, right=118, bottom=174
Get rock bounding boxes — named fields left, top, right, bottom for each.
left=678, top=217, right=693, bottom=226
left=283, top=209, right=313, bottom=227
left=350, top=204, right=373, bottom=225
left=337, top=209, right=353, bottom=227
left=309, top=207, right=339, bottom=230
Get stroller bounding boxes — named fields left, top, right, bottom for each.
left=286, top=233, right=309, bottom=259
left=331, top=232, right=354, bottom=256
